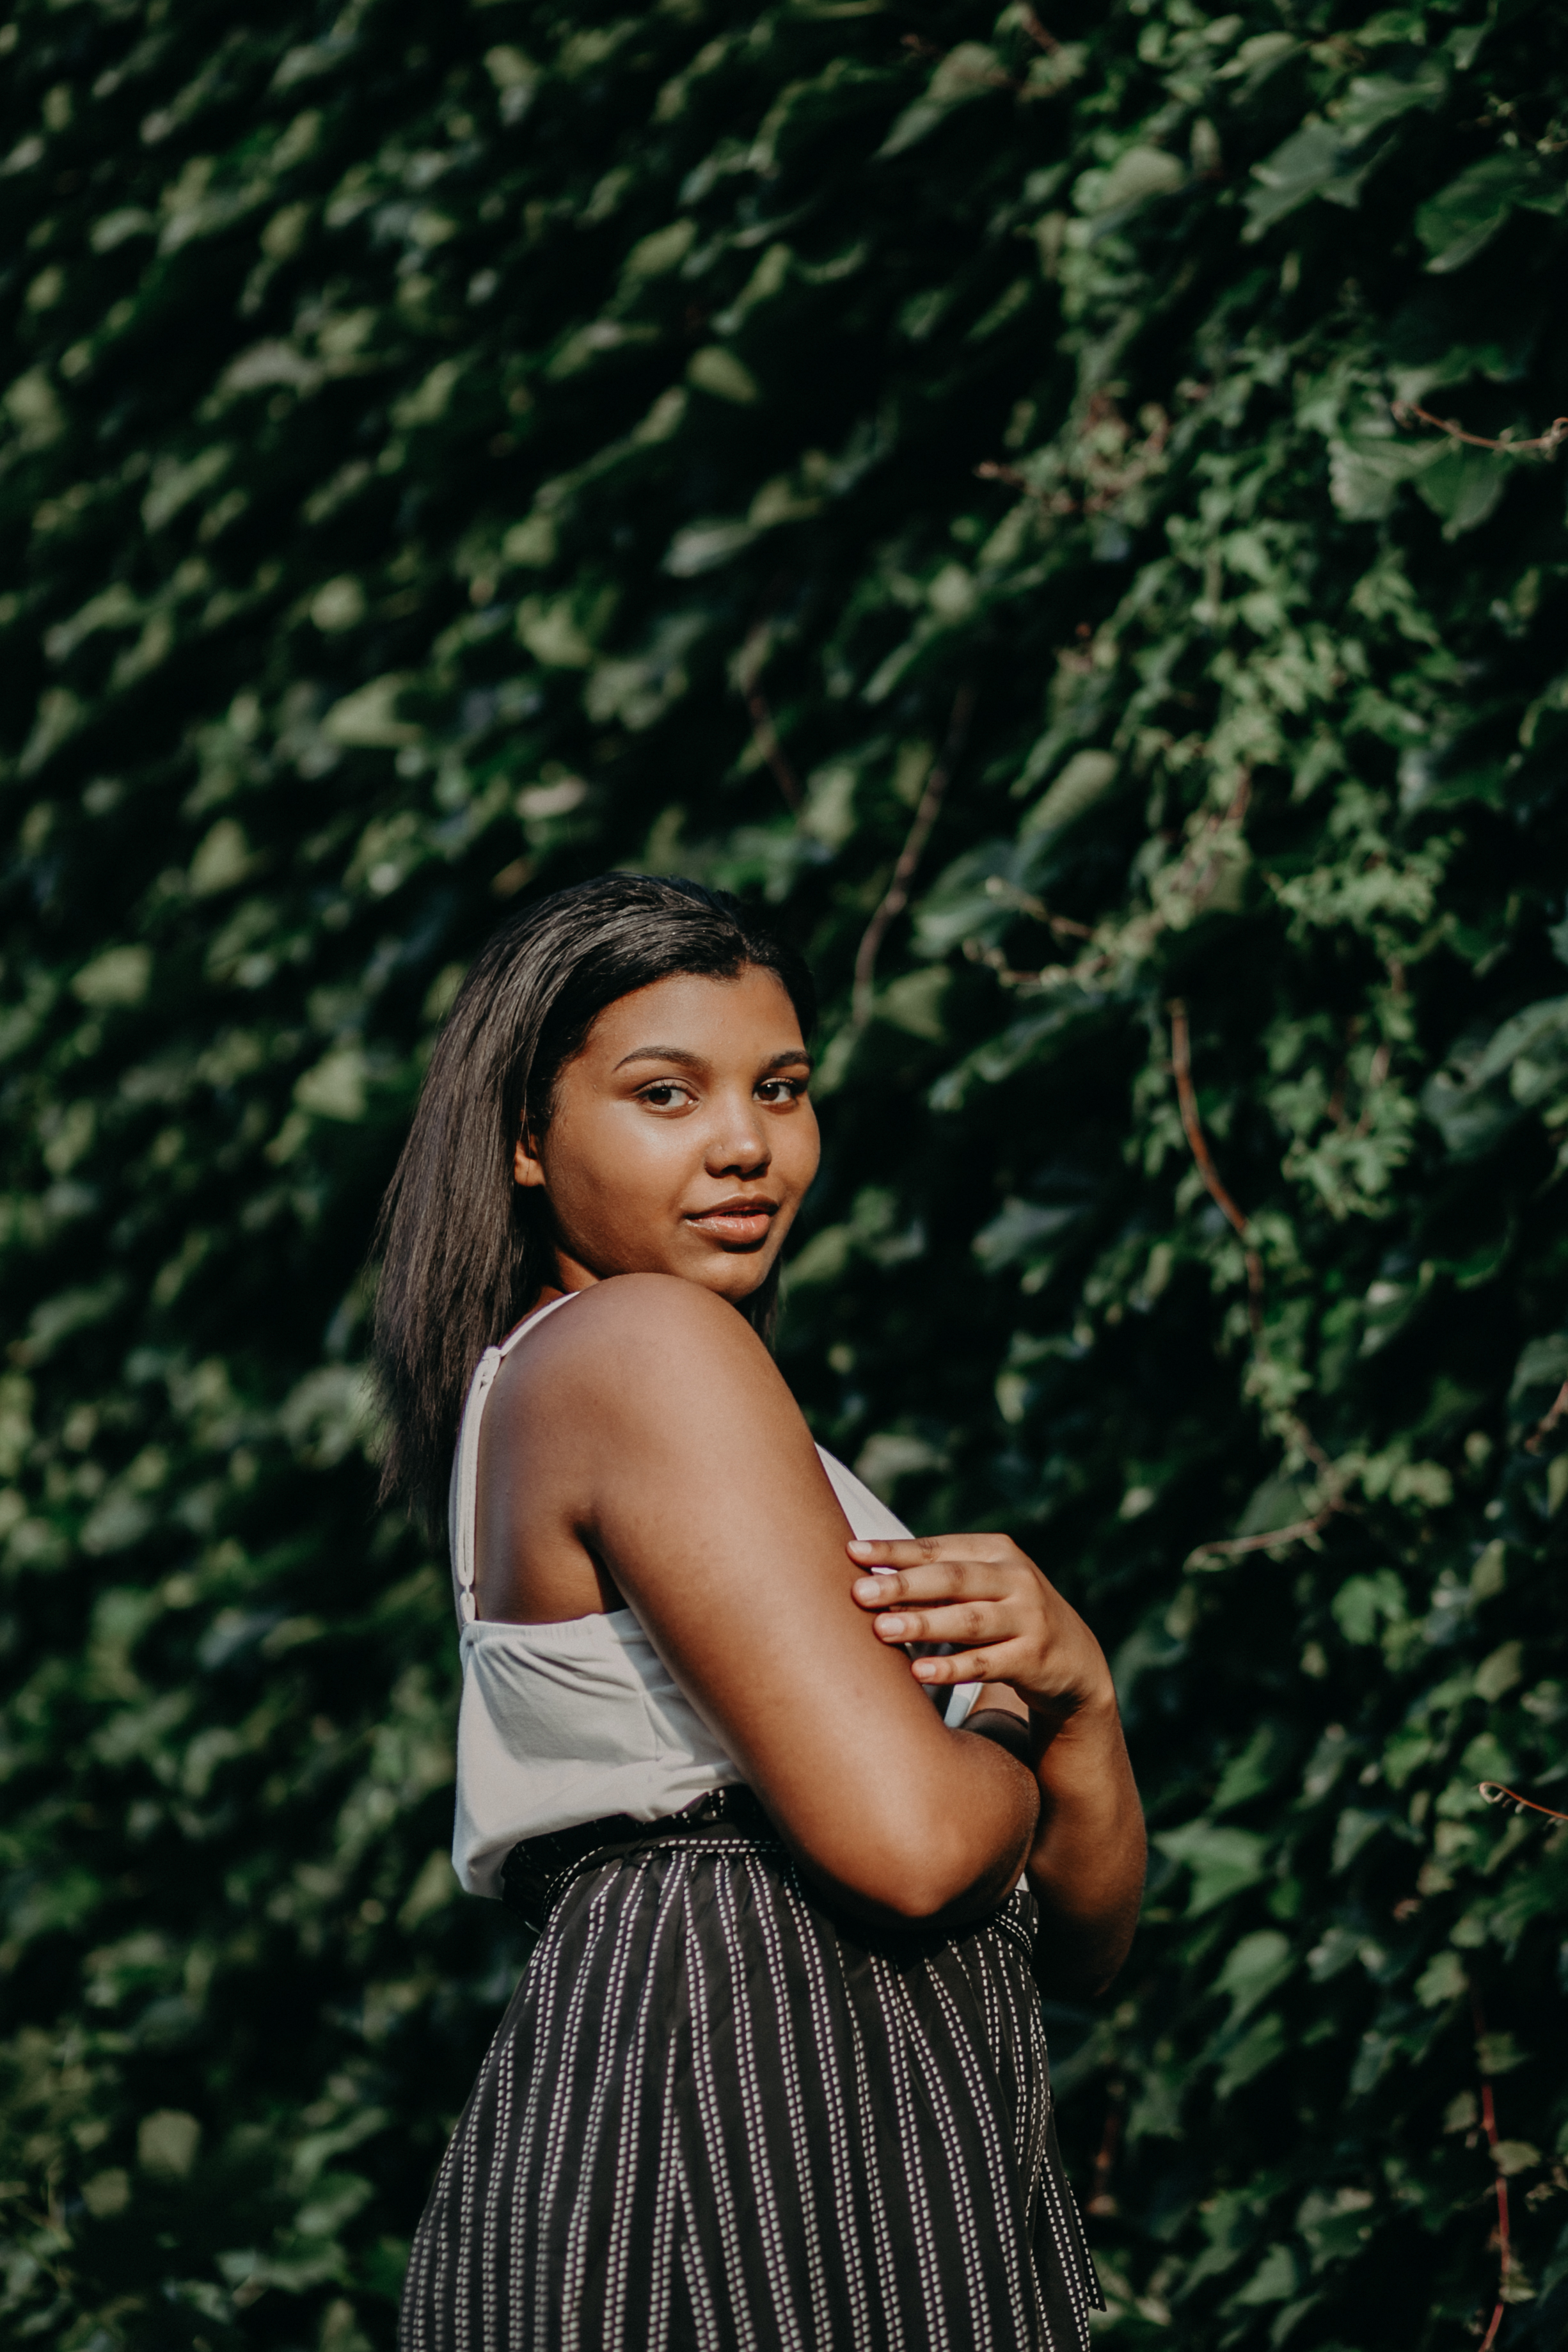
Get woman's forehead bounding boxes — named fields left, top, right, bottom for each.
left=582, top=966, right=802, bottom=1054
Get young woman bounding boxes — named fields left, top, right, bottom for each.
left=377, top=873, right=1144, bottom=2352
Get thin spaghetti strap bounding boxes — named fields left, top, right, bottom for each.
left=495, top=1290, right=578, bottom=1358
left=449, top=1291, right=581, bottom=1624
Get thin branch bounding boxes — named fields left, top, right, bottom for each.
left=1524, top=1378, right=1568, bottom=1455
left=982, top=873, right=1093, bottom=939
left=1392, top=398, right=1568, bottom=458
left=963, top=938, right=1063, bottom=990
left=1329, top=1017, right=1392, bottom=1138
left=1171, top=991, right=1349, bottom=1566
left=852, top=683, right=976, bottom=1029
left=1086, top=2080, right=1123, bottom=2217
left=1168, top=998, right=1263, bottom=1327
left=972, top=769, right=1249, bottom=997
left=1018, top=6, right=1062, bottom=52
left=1326, top=1017, right=1357, bottom=1132
left=1471, top=1985, right=1512, bottom=2352
left=746, top=683, right=803, bottom=814
left=738, top=611, right=804, bottom=816
left=976, top=397, right=1170, bottom=519
left=1479, top=1781, right=1568, bottom=1825
left=1185, top=1511, right=1334, bottom=1570
left=1170, top=769, right=1251, bottom=902
left=975, top=459, right=1030, bottom=490
left=901, top=30, right=1017, bottom=87
left=1352, top=1040, right=1391, bottom=1137
left=1290, top=1416, right=1336, bottom=1480
left=974, top=459, right=1070, bottom=511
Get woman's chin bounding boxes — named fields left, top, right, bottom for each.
left=674, top=1244, right=777, bottom=1301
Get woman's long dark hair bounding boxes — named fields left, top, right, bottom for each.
left=372, top=873, right=817, bottom=1532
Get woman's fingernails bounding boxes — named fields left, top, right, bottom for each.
left=878, top=1616, right=906, bottom=1638
left=852, top=1577, right=883, bottom=1600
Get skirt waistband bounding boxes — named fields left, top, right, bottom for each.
left=498, top=1784, right=777, bottom=1935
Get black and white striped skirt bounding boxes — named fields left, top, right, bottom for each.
left=400, top=1824, right=1102, bottom=2351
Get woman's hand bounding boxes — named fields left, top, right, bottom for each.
left=848, top=1533, right=1115, bottom=1724
left=848, top=1530, right=1145, bottom=1996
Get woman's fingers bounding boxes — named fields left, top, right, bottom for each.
left=850, top=1568, right=1030, bottom=1617
left=910, top=1646, right=1013, bottom=1684
left=843, top=1529, right=1086, bottom=1703
left=848, top=1534, right=1018, bottom=1573
left=847, top=1536, right=1036, bottom=1611
left=866, top=1599, right=1014, bottom=1646
left=844, top=1531, right=1116, bottom=1720
left=851, top=1568, right=998, bottom=1611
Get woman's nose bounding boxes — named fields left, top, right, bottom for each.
left=705, top=1100, right=770, bottom=1173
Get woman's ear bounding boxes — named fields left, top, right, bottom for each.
left=514, top=1134, right=547, bottom=1189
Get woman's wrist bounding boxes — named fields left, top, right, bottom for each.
left=1019, top=1665, right=1118, bottom=1734
left=1027, top=1682, right=1125, bottom=1778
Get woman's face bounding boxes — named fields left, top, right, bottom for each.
left=515, top=964, right=820, bottom=1305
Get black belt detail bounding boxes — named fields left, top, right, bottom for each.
left=499, top=1784, right=777, bottom=1935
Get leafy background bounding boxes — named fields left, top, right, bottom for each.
left=4, top=0, right=1568, bottom=2343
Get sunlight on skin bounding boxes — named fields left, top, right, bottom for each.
left=513, top=965, right=820, bottom=1308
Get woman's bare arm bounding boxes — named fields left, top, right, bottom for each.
left=483, top=1275, right=1039, bottom=1928
left=846, top=1534, right=1146, bottom=1994
left=964, top=1692, right=1144, bottom=1996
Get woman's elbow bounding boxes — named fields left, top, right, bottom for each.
left=831, top=1817, right=1029, bottom=1926
left=1032, top=1893, right=1143, bottom=1998
left=1037, top=1943, right=1130, bottom=2002
left=772, top=1749, right=1037, bottom=1925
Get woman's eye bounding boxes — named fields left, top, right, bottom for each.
left=757, top=1078, right=807, bottom=1104
left=638, top=1083, right=689, bottom=1108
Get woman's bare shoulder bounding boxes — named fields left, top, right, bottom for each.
left=499, top=1275, right=780, bottom=1424
left=541, top=1271, right=764, bottom=1351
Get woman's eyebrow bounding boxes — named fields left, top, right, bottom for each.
left=614, top=1045, right=706, bottom=1071
left=612, top=1045, right=813, bottom=1072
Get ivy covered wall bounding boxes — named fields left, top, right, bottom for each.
left=3, top=0, right=1568, bottom=2344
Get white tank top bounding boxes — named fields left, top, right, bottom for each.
left=449, top=1291, right=979, bottom=1897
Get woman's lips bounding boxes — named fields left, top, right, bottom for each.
left=684, top=1200, right=778, bottom=1247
